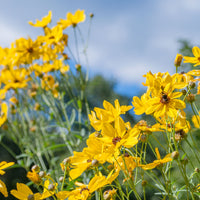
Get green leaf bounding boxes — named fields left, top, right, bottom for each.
left=70, top=109, right=76, bottom=126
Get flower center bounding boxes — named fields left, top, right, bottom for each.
left=112, top=136, right=121, bottom=145
left=80, top=187, right=89, bottom=194
left=160, top=93, right=170, bottom=104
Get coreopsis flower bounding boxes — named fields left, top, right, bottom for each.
left=0, top=161, right=14, bottom=175
left=89, top=99, right=132, bottom=130
left=145, top=83, right=185, bottom=119
left=132, top=93, right=150, bottom=115
left=27, top=168, right=42, bottom=184
left=139, top=148, right=172, bottom=170
left=58, top=10, right=86, bottom=29
left=42, top=25, right=63, bottom=45
left=29, top=10, right=52, bottom=27
left=184, top=46, right=200, bottom=66
left=0, top=68, right=30, bottom=90
left=15, top=37, right=41, bottom=64
left=0, top=180, right=8, bottom=197
left=67, top=171, right=118, bottom=200
left=99, top=117, right=139, bottom=149
left=10, top=183, right=42, bottom=200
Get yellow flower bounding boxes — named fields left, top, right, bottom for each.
left=184, top=46, right=200, bottom=66
left=0, top=161, right=14, bottom=175
left=15, top=37, right=41, bottom=64
left=0, top=179, right=8, bottom=197
left=27, top=169, right=41, bottom=184
left=58, top=10, right=86, bottom=29
left=145, top=83, right=185, bottom=119
left=89, top=99, right=132, bottom=130
left=29, top=11, right=52, bottom=27
left=100, top=117, right=139, bottom=149
left=192, top=112, right=200, bottom=128
left=11, top=183, right=41, bottom=200
left=132, top=93, right=150, bottom=115
left=0, top=68, right=30, bottom=90
left=68, top=171, right=118, bottom=200
left=139, top=148, right=172, bottom=170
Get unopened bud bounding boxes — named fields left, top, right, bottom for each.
left=91, top=159, right=99, bottom=166
left=31, top=165, right=40, bottom=172
left=171, top=151, right=179, bottom=159
left=48, top=184, right=55, bottom=191
left=195, top=168, right=200, bottom=173
left=140, top=134, right=147, bottom=142
left=174, top=54, right=183, bottom=67
left=63, top=157, right=71, bottom=165
left=181, top=158, right=188, bottom=165
left=28, top=194, right=34, bottom=200
left=189, top=81, right=196, bottom=89
left=75, top=64, right=81, bottom=71
left=90, top=13, right=94, bottom=18
left=142, top=180, right=147, bottom=187
left=182, top=89, right=187, bottom=95
left=59, top=176, right=64, bottom=182
left=186, top=94, right=195, bottom=103
left=39, top=171, right=46, bottom=178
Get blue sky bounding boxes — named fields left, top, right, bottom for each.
left=1, top=0, right=200, bottom=96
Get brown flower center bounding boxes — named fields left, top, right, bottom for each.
left=160, top=94, right=170, bottom=104
left=112, top=137, right=121, bottom=145
left=80, top=187, right=89, bottom=194
left=27, top=47, right=34, bottom=53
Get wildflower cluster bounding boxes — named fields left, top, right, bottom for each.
left=0, top=9, right=200, bottom=200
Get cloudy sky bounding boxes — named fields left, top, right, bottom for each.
left=0, top=0, right=200, bottom=96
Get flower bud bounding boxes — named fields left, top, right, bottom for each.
left=90, top=13, right=94, bottom=18
left=195, top=168, right=200, bottom=173
left=186, top=94, right=195, bottom=103
left=48, top=184, right=55, bottom=191
left=28, top=194, right=34, bottom=200
left=31, top=165, right=40, bottom=173
left=75, top=64, right=81, bottom=71
left=171, top=151, right=179, bottom=159
left=63, top=157, right=71, bottom=165
left=39, top=171, right=46, bottom=178
left=59, top=176, right=64, bottom=182
left=189, top=81, right=196, bottom=89
left=174, top=53, right=183, bottom=67
left=103, top=189, right=116, bottom=200
left=142, top=180, right=147, bottom=187
left=181, top=158, right=188, bottom=165
left=91, top=159, right=99, bottom=166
